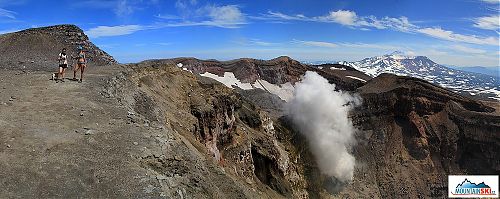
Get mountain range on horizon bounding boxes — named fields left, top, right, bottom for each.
left=335, top=51, right=499, bottom=100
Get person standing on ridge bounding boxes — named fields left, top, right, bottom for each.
left=72, top=46, right=86, bottom=83
left=56, top=48, right=68, bottom=82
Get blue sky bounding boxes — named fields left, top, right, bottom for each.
left=0, top=0, right=499, bottom=66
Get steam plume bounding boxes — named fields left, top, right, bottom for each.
left=287, top=71, right=359, bottom=182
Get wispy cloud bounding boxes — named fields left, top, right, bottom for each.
left=251, top=11, right=309, bottom=21
left=292, top=39, right=407, bottom=51
left=156, top=14, right=182, bottom=20
left=233, top=38, right=277, bottom=46
left=294, top=40, right=338, bottom=48
left=72, top=0, right=155, bottom=17
left=339, top=42, right=400, bottom=50
left=481, top=0, right=499, bottom=3
left=158, top=4, right=247, bottom=28
left=255, top=10, right=416, bottom=32
left=0, top=8, right=15, bottom=19
left=86, top=25, right=145, bottom=38
left=451, top=44, right=487, bottom=54
left=256, top=9, right=499, bottom=46
left=155, top=20, right=245, bottom=28
left=418, top=27, right=498, bottom=45
left=473, top=15, right=500, bottom=30
left=86, top=2, right=248, bottom=38
left=86, top=14, right=246, bottom=38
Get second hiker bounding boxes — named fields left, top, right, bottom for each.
left=73, top=46, right=86, bottom=83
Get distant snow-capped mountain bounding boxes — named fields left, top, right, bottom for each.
left=339, top=51, right=499, bottom=100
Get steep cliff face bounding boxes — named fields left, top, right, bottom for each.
left=338, top=73, right=500, bottom=198
left=0, top=25, right=116, bottom=71
left=119, top=60, right=313, bottom=198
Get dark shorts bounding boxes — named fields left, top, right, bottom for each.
left=59, top=64, right=68, bottom=69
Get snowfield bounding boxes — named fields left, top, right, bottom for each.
left=340, top=52, right=500, bottom=100
left=200, top=71, right=295, bottom=101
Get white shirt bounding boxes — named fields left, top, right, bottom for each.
left=59, top=53, right=67, bottom=65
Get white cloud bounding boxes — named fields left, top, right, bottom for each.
left=473, top=15, right=500, bottom=30
left=340, top=42, right=399, bottom=50
left=317, top=12, right=417, bottom=31
left=295, top=40, right=338, bottom=48
left=321, top=10, right=357, bottom=26
left=379, top=16, right=416, bottom=32
left=418, top=27, right=499, bottom=45
left=255, top=10, right=499, bottom=46
left=250, top=11, right=312, bottom=21
left=156, top=14, right=181, bottom=20
left=269, top=11, right=308, bottom=20
left=0, top=8, right=15, bottom=19
left=205, top=5, right=245, bottom=25
left=86, top=25, right=145, bottom=38
left=248, top=39, right=274, bottom=46
left=158, top=4, right=247, bottom=28
left=294, top=40, right=403, bottom=50
left=158, top=20, right=244, bottom=28
left=451, top=45, right=487, bottom=54
left=259, top=10, right=416, bottom=32
left=233, top=38, right=277, bottom=46
left=481, top=0, right=499, bottom=3
left=87, top=7, right=247, bottom=38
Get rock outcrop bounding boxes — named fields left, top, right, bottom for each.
left=0, top=25, right=116, bottom=71
left=122, top=60, right=311, bottom=198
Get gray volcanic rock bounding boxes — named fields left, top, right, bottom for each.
left=0, top=24, right=116, bottom=71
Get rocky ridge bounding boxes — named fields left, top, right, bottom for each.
left=0, top=25, right=116, bottom=71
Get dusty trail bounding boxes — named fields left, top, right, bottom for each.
left=0, top=66, right=151, bottom=197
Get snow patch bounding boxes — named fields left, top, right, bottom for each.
left=345, top=76, right=367, bottom=82
left=200, top=72, right=254, bottom=90
left=200, top=72, right=295, bottom=101
left=330, top=67, right=346, bottom=71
